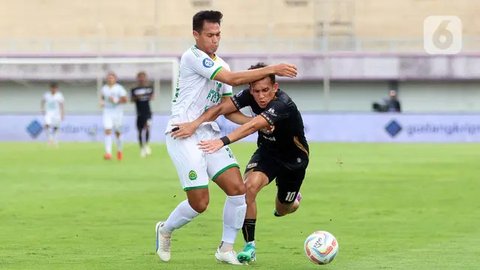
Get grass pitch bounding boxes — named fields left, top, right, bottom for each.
left=0, top=142, right=479, bottom=270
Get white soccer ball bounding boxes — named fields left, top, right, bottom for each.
left=304, top=231, right=339, bottom=265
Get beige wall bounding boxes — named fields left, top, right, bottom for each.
left=356, top=0, right=480, bottom=38
left=0, top=0, right=479, bottom=47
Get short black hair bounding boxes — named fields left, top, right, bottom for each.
left=49, top=82, right=58, bottom=88
left=192, top=10, right=223, bottom=33
left=248, top=62, right=275, bottom=84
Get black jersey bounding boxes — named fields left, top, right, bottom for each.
left=231, top=89, right=309, bottom=169
left=131, top=86, right=154, bottom=116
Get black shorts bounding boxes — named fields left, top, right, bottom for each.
left=136, top=114, right=152, bottom=130
left=245, top=149, right=307, bottom=204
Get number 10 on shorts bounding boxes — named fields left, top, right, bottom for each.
left=424, top=16, right=462, bottom=55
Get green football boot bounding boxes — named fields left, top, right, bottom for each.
left=237, top=242, right=256, bottom=263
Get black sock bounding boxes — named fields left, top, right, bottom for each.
left=138, top=131, right=143, bottom=147
left=145, top=129, right=150, bottom=144
left=242, top=219, right=256, bottom=243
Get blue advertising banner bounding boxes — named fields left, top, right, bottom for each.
left=1, top=114, right=479, bottom=143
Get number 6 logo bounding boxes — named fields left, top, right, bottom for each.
left=424, top=16, right=462, bottom=55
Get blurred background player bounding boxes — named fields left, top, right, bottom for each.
left=131, top=71, right=154, bottom=157
left=41, top=82, right=64, bottom=146
left=173, top=62, right=309, bottom=264
left=155, top=10, right=297, bottom=266
left=99, top=72, right=128, bottom=160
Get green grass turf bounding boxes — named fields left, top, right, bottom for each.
left=0, top=142, right=479, bottom=270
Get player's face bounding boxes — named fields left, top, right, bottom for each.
left=106, top=74, right=116, bottom=86
left=137, top=74, right=147, bottom=86
left=250, top=77, right=279, bottom=108
left=193, top=21, right=221, bottom=56
left=50, top=86, right=57, bottom=94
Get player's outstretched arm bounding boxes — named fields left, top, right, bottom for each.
left=198, top=115, right=270, bottom=153
left=213, top=63, right=297, bottom=86
left=225, top=111, right=252, bottom=125
left=171, top=97, right=237, bottom=139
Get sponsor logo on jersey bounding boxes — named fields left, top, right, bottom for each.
left=246, top=162, right=257, bottom=169
left=266, top=108, right=277, bottom=117
left=262, top=134, right=276, bottom=141
left=203, top=58, right=214, bottom=68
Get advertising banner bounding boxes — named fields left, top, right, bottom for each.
left=1, top=114, right=479, bottom=143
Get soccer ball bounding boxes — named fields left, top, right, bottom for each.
left=304, top=231, right=339, bottom=265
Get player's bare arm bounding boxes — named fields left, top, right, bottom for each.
left=198, top=115, right=270, bottom=153
left=41, top=99, right=45, bottom=114
left=224, top=111, right=252, bottom=125
left=99, top=95, right=105, bottom=108
left=118, top=96, right=128, bottom=104
left=171, top=97, right=237, bottom=139
left=60, top=102, right=64, bottom=120
left=213, top=63, right=297, bottom=87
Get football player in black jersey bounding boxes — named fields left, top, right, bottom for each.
left=171, top=62, right=309, bottom=264
left=131, top=71, right=154, bottom=157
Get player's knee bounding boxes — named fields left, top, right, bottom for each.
left=221, top=178, right=246, bottom=196
left=190, top=199, right=209, bottom=213
left=276, top=201, right=298, bottom=216
left=245, top=181, right=260, bottom=198
left=275, top=206, right=291, bottom=216
left=232, top=181, right=246, bottom=195
left=290, top=201, right=300, bottom=213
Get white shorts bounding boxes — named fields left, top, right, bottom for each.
left=166, top=125, right=239, bottom=191
left=44, top=113, right=61, bottom=127
left=103, top=111, right=123, bottom=131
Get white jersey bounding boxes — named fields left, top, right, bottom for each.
left=101, top=83, right=127, bottom=113
left=166, top=45, right=233, bottom=132
left=43, top=91, right=64, bottom=115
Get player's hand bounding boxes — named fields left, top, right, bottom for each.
left=273, top=63, right=297, bottom=78
left=170, top=122, right=198, bottom=139
left=109, top=96, right=118, bottom=104
left=99, top=100, right=105, bottom=108
left=198, top=139, right=223, bottom=154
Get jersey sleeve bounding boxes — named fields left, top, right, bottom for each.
left=58, top=93, right=65, bottom=103
left=185, top=50, right=224, bottom=80
left=119, top=85, right=128, bottom=97
left=260, top=100, right=290, bottom=126
left=231, top=89, right=251, bottom=110
left=130, top=88, right=135, bottom=100
left=149, top=86, right=155, bottom=98
left=221, top=83, right=233, bottom=97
